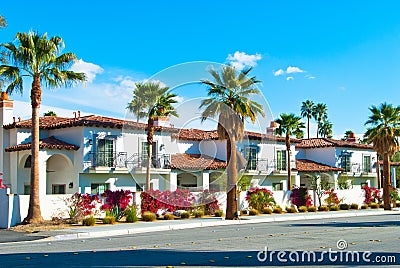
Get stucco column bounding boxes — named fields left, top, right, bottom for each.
left=202, top=171, right=210, bottom=190
left=169, top=172, right=177, bottom=191
left=9, top=152, right=18, bottom=194
left=38, top=152, right=48, bottom=198
left=293, top=173, right=300, bottom=188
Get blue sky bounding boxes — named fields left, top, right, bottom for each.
left=1, top=1, right=400, bottom=138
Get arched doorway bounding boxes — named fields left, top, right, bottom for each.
left=46, top=154, right=73, bottom=194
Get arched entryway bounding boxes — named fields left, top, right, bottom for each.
left=46, top=154, right=73, bottom=194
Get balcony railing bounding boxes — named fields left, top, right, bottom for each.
left=341, top=162, right=373, bottom=173
left=126, top=153, right=171, bottom=169
left=87, top=151, right=128, bottom=168
left=245, top=158, right=293, bottom=172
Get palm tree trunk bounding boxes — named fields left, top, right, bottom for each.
left=225, top=136, right=238, bottom=220
left=383, top=153, right=391, bottom=210
left=146, top=118, right=154, bottom=192
left=376, top=153, right=381, bottom=189
left=316, top=120, right=319, bottom=138
left=307, top=116, right=310, bottom=139
left=286, top=134, right=292, bottom=190
left=23, top=75, right=43, bottom=224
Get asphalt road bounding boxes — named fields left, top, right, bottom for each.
left=1, top=214, right=399, bottom=266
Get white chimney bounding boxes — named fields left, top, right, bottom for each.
left=267, top=121, right=278, bottom=135
left=153, top=116, right=170, bottom=127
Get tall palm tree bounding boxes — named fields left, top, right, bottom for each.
left=312, top=103, right=328, bottom=138
left=318, top=120, right=333, bottom=138
left=200, top=65, right=264, bottom=220
left=275, top=113, right=305, bottom=190
left=364, top=102, right=400, bottom=210
left=0, top=32, right=86, bottom=223
left=300, top=100, right=314, bottom=139
left=128, top=81, right=178, bottom=191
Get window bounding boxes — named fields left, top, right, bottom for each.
left=272, top=182, right=283, bottom=191
left=97, top=139, right=114, bottom=167
left=341, top=153, right=351, bottom=172
left=276, top=150, right=287, bottom=171
left=142, top=141, right=158, bottom=167
left=363, top=155, right=372, bottom=172
left=245, top=147, right=257, bottom=170
left=24, top=184, right=30, bottom=195
left=24, top=155, right=32, bottom=168
left=91, top=183, right=110, bottom=194
left=52, top=184, right=66, bottom=194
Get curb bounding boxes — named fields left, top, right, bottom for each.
left=52, top=210, right=400, bottom=241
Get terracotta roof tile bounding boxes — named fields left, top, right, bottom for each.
left=296, top=138, right=373, bottom=149
left=170, top=154, right=227, bottom=170
left=5, top=136, right=79, bottom=152
left=296, top=159, right=344, bottom=172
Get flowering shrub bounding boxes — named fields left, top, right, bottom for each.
left=0, top=179, right=7, bottom=189
left=324, top=188, right=341, bottom=206
left=362, top=185, right=381, bottom=204
left=101, top=189, right=133, bottom=221
left=65, top=193, right=102, bottom=223
left=290, top=187, right=313, bottom=207
left=195, top=190, right=220, bottom=215
left=246, top=187, right=276, bottom=211
left=141, top=189, right=195, bottom=213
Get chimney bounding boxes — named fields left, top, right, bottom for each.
left=153, top=116, right=170, bottom=127
left=267, top=121, right=278, bottom=135
left=0, top=92, right=14, bottom=125
left=346, top=132, right=358, bottom=143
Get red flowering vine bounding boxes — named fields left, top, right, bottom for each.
left=362, top=185, right=381, bottom=204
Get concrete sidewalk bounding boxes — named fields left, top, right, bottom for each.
left=49, top=209, right=400, bottom=241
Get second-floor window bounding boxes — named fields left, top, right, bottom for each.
left=276, top=150, right=287, bottom=171
left=142, top=141, right=158, bottom=167
left=363, top=155, right=372, bottom=172
left=245, top=147, right=257, bottom=170
left=341, top=154, right=351, bottom=172
left=97, top=139, right=114, bottom=167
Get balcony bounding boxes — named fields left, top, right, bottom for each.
left=341, top=163, right=374, bottom=175
left=244, top=158, right=294, bottom=174
left=126, top=153, right=171, bottom=172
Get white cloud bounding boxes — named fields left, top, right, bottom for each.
left=286, top=76, right=294, bottom=81
left=286, top=66, right=304, bottom=74
left=71, top=59, right=104, bottom=83
left=226, top=51, right=262, bottom=70
left=305, top=74, right=316, bottom=79
left=273, top=69, right=285, bottom=76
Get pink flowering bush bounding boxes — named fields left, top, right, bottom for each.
left=65, top=193, right=102, bottom=223
left=195, top=190, right=220, bottom=215
left=0, top=173, right=7, bottom=189
left=362, top=185, right=381, bottom=204
left=101, top=189, right=133, bottom=221
left=290, top=187, right=313, bottom=207
left=246, top=187, right=276, bottom=211
left=324, top=188, right=341, bottom=206
left=141, top=189, right=195, bottom=213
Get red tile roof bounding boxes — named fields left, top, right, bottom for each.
left=170, top=154, right=227, bottom=170
left=5, top=136, right=79, bottom=152
left=296, top=138, right=373, bottom=149
left=296, top=159, right=344, bottom=172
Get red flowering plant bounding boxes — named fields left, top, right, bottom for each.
left=101, top=189, right=133, bottom=221
left=194, top=190, right=220, bottom=215
left=324, top=188, right=342, bottom=206
left=0, top=173, right=7, bottom=189
left=290, top=187, right=313, bottom=207
left=140, top=189, right=195, bottom=214
left=362, top=185, right=381, bottom=205
left=65, top=193, right=102, bottom=223
left=246, top=187, right=276, bottom=211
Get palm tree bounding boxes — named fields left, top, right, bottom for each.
left=0, top=15, right=6, bottom=28
left=44, top=111, right=57, bottom=116
left=275, top=113, right=305, bottom=190
left=312, top=103, right=328, bottom=138
left=0, top=32, right=86, bottom=223
left=318, top=120, right=333, bottom=138
left=341, top=130, right=354, bottom=141
left=128, top=81, right=178, bottom=191
left=200, top=65, right=264, bottom=220
left=300, top=100, right=314, bottom=139
left=364, top=102, right=400, bottom=210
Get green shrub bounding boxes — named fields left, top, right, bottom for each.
left=125, top=205, right=138, bottom=223
left=369, top=203, right=379, bottom=209
left=246, top=188, right=276, bottom=211
left=298, top=206, right=307, bottom=213
left=286, top=207, right=296, bottom=213
left=181, top=211, right=190, bottom=219
left=214, top=210, right=224, bottom=217
left=329, top=205, right=340, bottom=211
left=82, top=216, right=96, bottom=226
left=163, top=213, right=175, bottom=220
left=102, top=216, right=116, bottom=224
left=272, top=207, right=282, bottom=214
left=361, top=204, right=368, bottom=209
left=339, top=204, right=349, bottom=210
left=194, top=210, right=204, bottom=218
left=318, top=205, right=329, bottom=212
left=307, top=206, right=317, bottom=212
left=262, top=208, right=273, bottom=214
left=249, top=208, right=259, bottom=215
left=350, top=203, right=359, bottom=210
left=142, top=211, right=156, bottom=222
left=379, top=203, right=384, bottom=208
left=241, top=210, right=248, bottom=215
